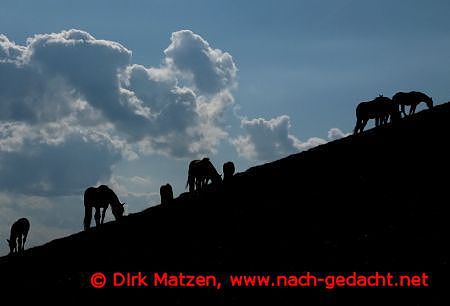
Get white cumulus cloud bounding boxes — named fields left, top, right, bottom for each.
left=0, top=29, right=238, bottom=196
left=231, top=115, right=348, bottom=161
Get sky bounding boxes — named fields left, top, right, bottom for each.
left=1, top=0, right=449, bottom=255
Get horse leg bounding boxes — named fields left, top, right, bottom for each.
left=23, top=232, right=27, bottom=251
left=202, top=177, right=207, bottom=189
left=360, top=119, right=368, bottom=133
left=84, top=205, right=92, bottom=230
left=401, top=105, right=406, bottom=117
left=353, top=120, right=361, bottom=134
left=195, top=177, right=201, bottom=191
left=18, top=236, right=23, bottom=253
left=94, top=207, right=101, bottom=227
left=188, top=175, right=195, bottom=192
left=101, top=207, right=107, bottom=224
left=410, top=104, right=416, bottom=115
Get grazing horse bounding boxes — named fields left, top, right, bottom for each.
left=83, top=185, right=125, bottom=230
left=392, top=91, right=433, bottom=117
left=354, top=95, right=400, bottom=134
left=186, top=157, right=222, bottom=192
left=7, top=218, right=30, bottom=255
left=160, top=183, right=174, bottom=205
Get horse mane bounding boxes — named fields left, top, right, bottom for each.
left=101, top=185, right=121, bottom=209
left=411, top=91, right=431, bottom=100
left=374, top=95, right=391, bottom=102
left=206, top=159, right=221, bottom=183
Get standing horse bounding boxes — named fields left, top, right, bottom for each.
left=354, top=95, right=400, bottom=134
left=83, top=185, right=125, bottom=230
left=392, top=91, right=433, bottom=117
left=186, top=157, right=222, bottom=192
left=7, top=218, right=30, bottom=255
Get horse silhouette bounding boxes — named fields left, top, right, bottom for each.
left=223, top=161, right=235, bottom=183
left=160, top=183, right=174, bottom=205
left=186, top=157, right=222, bottom=192
left=354, top=95, right=400, bottom=134
left=83, top=185, right=125, bottom=230
left=7, top=218, right=30, bottom=255
left=392, top=91, right=433, bottom=117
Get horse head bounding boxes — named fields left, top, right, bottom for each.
left=112, top=202, right=125, bottom=220
left=204, top=159, right=222, bottom=184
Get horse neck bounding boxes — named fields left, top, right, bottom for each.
left=424, top=95, right=433, bottom=106
left=209, top=165, right=221, bottom=182
left=108, top=191, right=121, bottom=209
left=415, top=92, right=429, bottom=101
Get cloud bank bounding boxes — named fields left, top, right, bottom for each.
left=232, top=115, right=348, bottom=161
left=1, top=28, right=349, bottom=196
left=0, top=29, right=237, bottom=196
left=1, top=28, right=350, bottom=254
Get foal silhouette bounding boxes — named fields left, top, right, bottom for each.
left=7, top=218, right=30, bottom=255
left=83, top=185, right=125, bottom=230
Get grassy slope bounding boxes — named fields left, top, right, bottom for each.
left=0, top=102, right=449, bottom=305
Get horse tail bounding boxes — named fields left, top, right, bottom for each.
left=83, top=201, right=92, bottom=231
left=186, top=160, right=195, bottom=191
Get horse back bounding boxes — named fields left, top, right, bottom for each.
left=84, top=187, right=96, bottom=201
left=189, top=159, right=201, bottom=168
left=357, top=97, right=395, bottom=118
left=392, top=92, right=410, bottom=102
left=12, top=218, right=30, bottom=236
left=356, top=101, right=376, bottom=117
left=188, top=159, right=203, bottom=175
left=393, top=92, right=406, bottom=98
left=84, top=186, right=96, bottom=196
left=84, top=186, right=109, bottom=207
left=410, top=91, right=430, bottom=101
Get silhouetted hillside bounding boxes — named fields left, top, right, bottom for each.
left=1, top=103, right=449, bottom=305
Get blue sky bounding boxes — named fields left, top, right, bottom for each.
left=1, top=0, right=449, bottom=254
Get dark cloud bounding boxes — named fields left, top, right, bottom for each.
left=0, top=133, right=121, bottom=196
